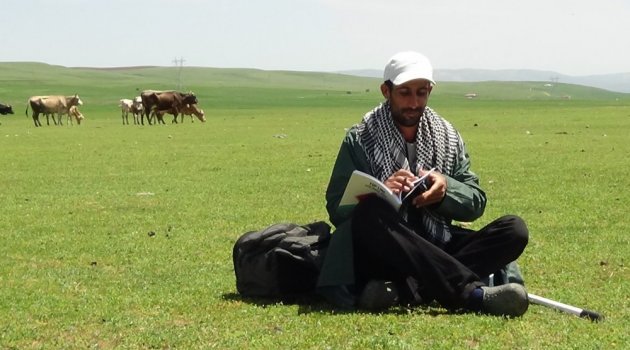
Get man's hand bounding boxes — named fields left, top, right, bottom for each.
left=384, top=169, right=417, bottom=195
left=411, top=169, right=447, bottom=207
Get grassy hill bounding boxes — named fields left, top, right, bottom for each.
left=1, top=62, right=628, bottom=110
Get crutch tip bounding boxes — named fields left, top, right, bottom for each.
left=580, top=309, right=604, bottom=322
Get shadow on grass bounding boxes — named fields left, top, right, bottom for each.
left=222, top=292, right=454, bottom=316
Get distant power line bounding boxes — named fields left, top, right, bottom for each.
left=549, top=76, right=559, bottom=95
left=173, top=57, right=185, bottom=90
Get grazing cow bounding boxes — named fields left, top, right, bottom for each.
left=52, top=105, right=84, bottom=126
left=25, top=95, right=83, bottom=127
left=120, top=96, right=144, bottom=125
left=180, top=103, right=206, bottom=123
left=153, top=103, right=206, bottom=124
left=0, top=103, right=14, bottom=115
left=140, top=90, right=198, bottom=125
left=66, top=105, right=84, bottom=125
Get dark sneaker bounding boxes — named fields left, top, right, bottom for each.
left=481, top=283, right=529, bottom=317
left=357, top=280, right=399, bottom=311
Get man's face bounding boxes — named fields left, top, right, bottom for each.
left=381, top=79, right=433, bottom=127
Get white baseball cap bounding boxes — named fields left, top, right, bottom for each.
left=383, top=51, right=435, bottom=85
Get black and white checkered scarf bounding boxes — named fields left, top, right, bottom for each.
left=357, top=101, right=461, bottom=244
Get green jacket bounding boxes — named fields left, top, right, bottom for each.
left=317, top=121, right=487, bottom=291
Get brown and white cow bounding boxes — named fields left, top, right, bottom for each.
left=153, top=103, right=206, bottom=124
left=131, top=96, right=143, bottom=124
left=180, top=103, right=206, bottom=123
left=119, top=96, right=143, bottom=125
left=66, top=105, right=85, bottom=125
left=25, top=95, right=83, bottom=127
left=50, top=105, right=85, bottom=126
left=140, top=90, right=198, bottom=125
left=119, top=98, right=134, bottom=125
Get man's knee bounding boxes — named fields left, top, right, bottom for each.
left=501, top=215, right=529, bottom=248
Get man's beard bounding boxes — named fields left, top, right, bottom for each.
left=391, top=107, right=424, bottom=127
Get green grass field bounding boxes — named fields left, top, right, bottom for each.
left=0, top=63, right=628, bottom=349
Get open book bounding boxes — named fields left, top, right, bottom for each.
left=339, top=169, right=434, bottom=211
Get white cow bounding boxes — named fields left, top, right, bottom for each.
left=119, top=96, right=143, bottom=125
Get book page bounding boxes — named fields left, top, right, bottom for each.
left=339, top=170, right=402, bottom=210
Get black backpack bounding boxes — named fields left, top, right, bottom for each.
left=233, top=221, right=331, bottom=298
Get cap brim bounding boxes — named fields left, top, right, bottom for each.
left=391, top=70, right=435, bottom=85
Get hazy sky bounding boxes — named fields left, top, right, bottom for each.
left=2, top=0, right=628, bottom=76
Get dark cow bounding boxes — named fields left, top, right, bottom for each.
left=140, top=90, right=198, bottom=125
left=25, top=95, right=83, bottom=127
left=0, top=103, right=14, bottom=115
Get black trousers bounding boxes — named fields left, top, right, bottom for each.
left=351, top=196, right=528, bottom=309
